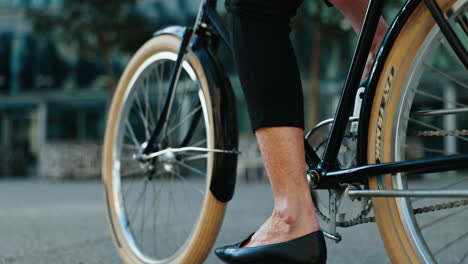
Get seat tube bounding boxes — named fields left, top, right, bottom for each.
left=320, top=0, right=384, bottom=172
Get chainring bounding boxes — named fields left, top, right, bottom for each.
left=307, top=126, right=372, bottom=226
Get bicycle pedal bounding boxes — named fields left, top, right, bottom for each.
left=321, top=229, right=342, bottom=243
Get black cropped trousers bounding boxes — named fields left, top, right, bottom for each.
left=225, top=0, right=306, bottom=132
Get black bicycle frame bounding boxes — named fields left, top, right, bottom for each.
left=147, top=0, right=468, bottom=189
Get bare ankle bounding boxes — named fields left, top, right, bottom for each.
left=272, top=205, right=316, bottom=230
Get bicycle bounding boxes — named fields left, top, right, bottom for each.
left=101, top=0, right=468, bottom=263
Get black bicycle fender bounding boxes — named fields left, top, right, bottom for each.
left=153, top=25, right=239, bottom=203
left=357, top=0, right=422, bottom=165
left=197, top=47, right=239, bottom=203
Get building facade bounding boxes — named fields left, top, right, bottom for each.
left=0, top=0, right=201, bottom=177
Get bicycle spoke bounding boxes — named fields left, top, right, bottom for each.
left=134, top=91, right=151, bottom=140
left=155, top=62, right=166, bottom=115
left=151, top=179, right=157, bottom=256
left=173, top=170, right=205, bottom=195
left=123, top=171, right=141, bottom=200
left=144, top=77, right=156, bottom=131
left=410, top=107, right=468, bottom=117
left=457, top=248, right=468, bottom=264
left=121, top=166, right=146, bottom=178
left=125, top=120, right=141, bottom=148
left=456, top=14, right=468, bottom=35
left=191, top=139, right=207, bottom=147
left=169, top=79, right=190, bottom=129
left=173, top=159, right=206, bottom=177
left=438, top=34, right=468, bottom=68
left=132, top=177, right=164, bottom=252
left=139, top=179, right=148, bottom=246
left=152, top=175, right=167, bottom=255
left=413, top=89, right=468, bottom=108
left=404, top=143, right=456, bottom=155
left=434, top=230, right=468, bottom=256
left=424, top=63, right=468, bottom=90
left=179, top=165, right=199, bottom=219
left=123, top=144, right=141, bottom=151
left=167, top=104, right=202, bottom=135
left=419, top=206, right=466, bottom=230
left=139, top=178, right=163, bottom=252
left=128, top=179, right=150, bottom=225
left=166, top=175, right=178, bottom=250
left=418, top=176, right=468, bottom=191
left=439, top=176, right=468, bottom=190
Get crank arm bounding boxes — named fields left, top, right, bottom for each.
left=321, top=229, right=342, bottom=242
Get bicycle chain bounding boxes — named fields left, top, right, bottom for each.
left=335, top=199, right=468, bottom=227
left=413, top=129, right=468, bottom=137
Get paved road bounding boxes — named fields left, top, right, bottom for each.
left=0, top=179, right=390, bottom=264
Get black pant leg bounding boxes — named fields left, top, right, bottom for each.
left=226, top=0, right=305, bottom=132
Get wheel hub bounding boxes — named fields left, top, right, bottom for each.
left=159, top=151, right=176, bottom=173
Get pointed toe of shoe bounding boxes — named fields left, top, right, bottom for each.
left=213, top=231, right=327, bottom=264
left=214, top=247, right=224, bottom=257
left=214, top=246, right=232, bottom=262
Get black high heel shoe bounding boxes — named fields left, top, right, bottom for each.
left=214, top=230, right=327, bottom=264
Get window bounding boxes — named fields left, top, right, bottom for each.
left=0, top=32, right=12, bottom=94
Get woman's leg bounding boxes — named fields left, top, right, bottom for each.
left=245, top=127, right=320, bottom=247
left=225, top=0, right=390, bottom=249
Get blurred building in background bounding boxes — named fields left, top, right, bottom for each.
left=0, top=0, right=201, bottom=177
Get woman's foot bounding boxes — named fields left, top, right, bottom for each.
left=215, top=230, right=327, bottom=264
left=243, top=192, right=321, bottom=248
left=214, top=185, right=325, bottom=263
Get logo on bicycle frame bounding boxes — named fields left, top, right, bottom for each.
left=375, top=67, right=395, bottom=163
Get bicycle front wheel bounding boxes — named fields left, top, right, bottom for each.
left=102, top=34, right=233, bottom=264
left=367, top=0, right=468, bottom=263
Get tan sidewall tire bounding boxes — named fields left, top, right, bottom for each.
left=367, top=0, right=458, bottom=263
left=102, top=35, right=227, bottom=264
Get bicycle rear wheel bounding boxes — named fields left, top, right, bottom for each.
left=367, top=0, right=468, bottom=263
left=102, top=34, right=234, bottom=264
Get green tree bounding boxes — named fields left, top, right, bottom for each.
left=28, top=0, right=156, bottom=91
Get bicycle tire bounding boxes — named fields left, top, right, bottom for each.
left=102, top=34, right=232, bottom=264
left=367, top=0, right=467, bottom=263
